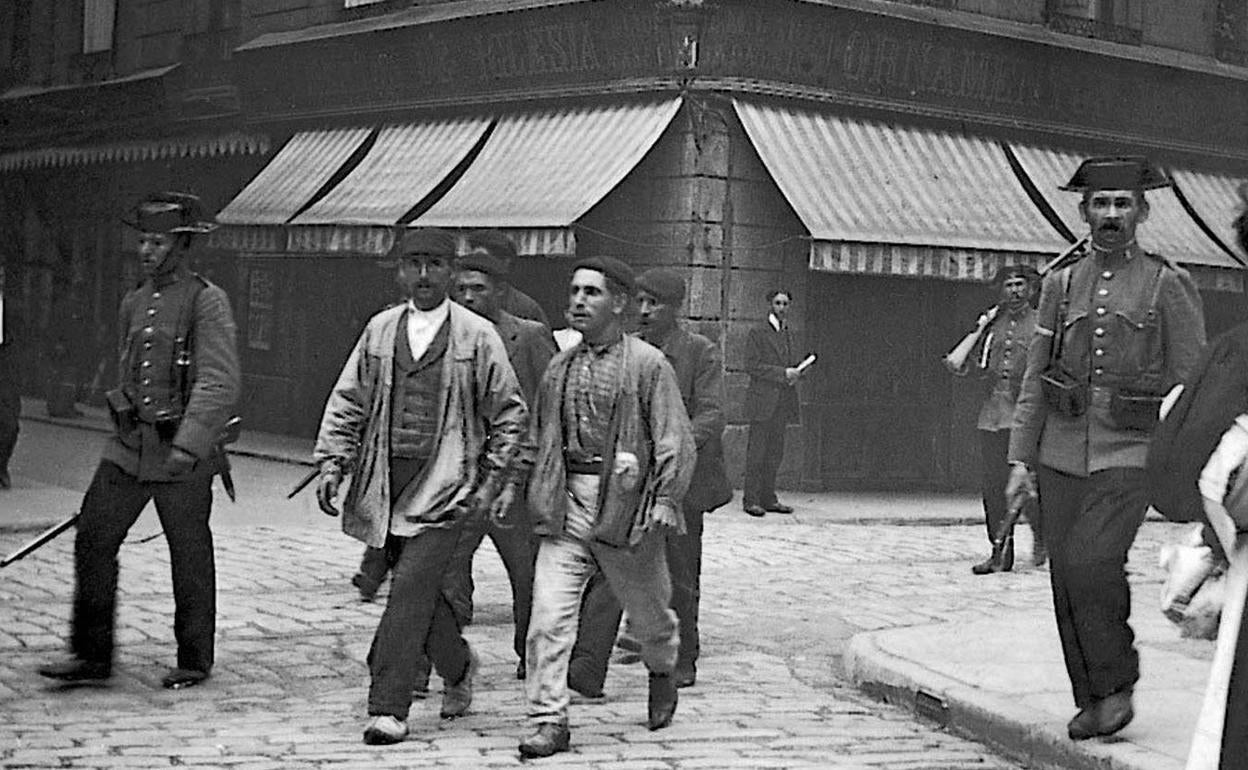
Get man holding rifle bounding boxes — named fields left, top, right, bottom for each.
left=39, top=192, right=240, bottom=690
left=1006, top=157, right=1205, bottom=740
left=945, top=264, right=1042, bottom=574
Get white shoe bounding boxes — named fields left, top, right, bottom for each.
left=363, top=715, right=408, bottom=745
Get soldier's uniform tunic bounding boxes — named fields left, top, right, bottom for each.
left=73, top=266, right=239, bottom=674
left=1009, top=244, right=1205, bottom=707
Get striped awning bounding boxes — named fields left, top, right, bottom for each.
left=216, top=127, right=372, bottom=226
left=413, top=97, right=682, bottom=254
left=0, top=131, right=270, bottom=171
left=1009, top=143, right=1242, bottom=271
left=734, top=98, right=1067, bottom=262
left=1170, top=168, right=1248, bottom=265
left=292, top=117, right=492, bottom=225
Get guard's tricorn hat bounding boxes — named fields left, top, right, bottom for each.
left=121, top=192, right=217, bottom=235
left=1060, top=156, right=1171, bottom=193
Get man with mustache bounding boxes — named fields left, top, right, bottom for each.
left=1006, top=157, right=1206, bottom=741
left=39, top=192, right=239, bottom=690
left=946, top=264, right=1043, bottom=574
left=314, top=228, right=528, bottom=745
left=519, top=257, right=695, bottom=758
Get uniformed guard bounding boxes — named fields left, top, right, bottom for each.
left=1006, top=157, right=1206, bottom=740
left=945, top=264, right=1042, bottom=574
left=39, top=192, right=240, bottom=690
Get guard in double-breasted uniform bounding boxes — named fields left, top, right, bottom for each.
left=40, top=192, right=240, bottom=690
left=1007, top=157, right=1206, bottom=740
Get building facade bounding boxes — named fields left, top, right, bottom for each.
left=3, top=0, right=1247, bottom=490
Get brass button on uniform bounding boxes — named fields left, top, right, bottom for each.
left=146, top=308, right=156, bottom=317
left=1097, top=288, right=1109, bottom=297
left=143, top=326, right=154, bottom=335
left=1102, top=271, right=1114, bottom=280
left=1095, top=367, right=1104, bottom=375
left=141, top=361, right=151, bottom=368
left=152, top=292, right=161, bottom=299
left=1095, top=348, right=1105, bottom=356
left=1096, top=308, right=1107, bottom=316
left=1094, top=328, right=1105, bottom=337
left=142, top=396, right=152, bottom=405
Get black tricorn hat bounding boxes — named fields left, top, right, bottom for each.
left=1059, top=156, right=1171, bottom=193
left=121, top=192, right=217, bottom=235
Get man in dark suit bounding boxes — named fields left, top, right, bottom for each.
left=742, top=289, right=805, bottom=517
left=447, top=243, right=556, bottom=679
left=465, top=229, right=550, bottom=327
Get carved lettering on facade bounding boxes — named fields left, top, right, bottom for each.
left=477, top=21, right=602, bottom=81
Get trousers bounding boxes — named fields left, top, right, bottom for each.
left=569, top=503, right=703, bottom=692
left=72, top=460, right=215, bottom=672
left=743, top=413, right=788, bottom=508
left=448, top=504, right=536, bottom=662
left=1037, top=465, right=1148, bottom=707
left=526, top=473, right=677, bottom=724
left=366, top=525, right=470, bottom=719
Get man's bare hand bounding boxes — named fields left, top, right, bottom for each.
left=488, top=485, right=518, bottom=528
left=317, top=463, right=343, bottom=517
left=651, top=500, right=682, bottom=529
left=784, top=367, right=801, bottom=385
left=162, top=446, right=197, bottom=477
left=1005, top=464, right=1036, bottom=513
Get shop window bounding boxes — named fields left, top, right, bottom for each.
left=82, top=0, right=116, bottom=53
left=247, top=268, right=274, bottom=351
left=1045, top=0, right=1144, bottom=45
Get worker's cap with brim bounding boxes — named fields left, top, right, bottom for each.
left=121, top=192, right=217, bottom=235
left=457, top=249, right=508, bottom=278
left=1060, top=156, right=1171, bottom=193
left=991, top=263, right=1041, bottom=286
left=635, top=267, right=686, bottom=304
left=572, top=256, right=635, bottom=293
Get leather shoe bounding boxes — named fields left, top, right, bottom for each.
left=161, top=668, right=209, bottom=690
left=440, top=644, right=478, bottom=718
left=765, top=503, right=794, bottom=514
left=744, top=504, right=767, bottom=518
left=674, top=668, right=696, bottom=688
left=519, top=723, right=570, bottom=758
left=363, top=715, right=408, bottom=745
left=515, top=659, right=526, bottom=680
left=647, top=671, right=678, bottom=730
left=38, top=657, right=111, bottom=683
left=351, top=573, right=380, bottom=602
left=971, top=539, right=1014, bottom=575
left=1068, top=690, right=1134, bottom=740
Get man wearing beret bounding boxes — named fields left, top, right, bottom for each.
left=39, top=192, right=240, bottom=690
left=946, top=264, right=1044, bottom=574
left=465, top=229, right=550, bottom=327
left=446, top=240, right=557, bottom=680
left=1007, top=157, right=1206, bottom=740
left=567, top=267, right=730, bottom=697
left=519, top=257, right=695, bottom=758
left=314, top=228, right=529, bottom=745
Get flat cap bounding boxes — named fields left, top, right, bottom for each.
left=635, top=267, right=686, bottom=304
left=573, top=256, right=635, bottom=293
left=457, top=248, right=507, bottom=277
left=393, top=228, right=457, bottom=257
left=465, top=229, right=518, bottom=260
left=1060, top=156, right=1170, bottom=193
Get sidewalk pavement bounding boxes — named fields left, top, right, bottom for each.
left=2, top=400, right=1220, bottom=770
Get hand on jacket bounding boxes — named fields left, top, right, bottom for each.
left=163, top=446, right=198, bottom=477
left=317, top=461, right=343, bottom=517
left=488, top=484, right=518, bottom=528
left=651, top=499, right=682, bottom=529
left=1005, top=463, right=1036, bottom=514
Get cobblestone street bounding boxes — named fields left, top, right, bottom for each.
left=0, top=472, right=1188, bottom=769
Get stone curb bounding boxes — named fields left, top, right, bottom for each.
left=843, top=630, right=1175, bottom=770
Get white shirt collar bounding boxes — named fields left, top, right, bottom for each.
left=406, top=297, right=450, bottom=327
left=768, top=313, right=782, bottom=332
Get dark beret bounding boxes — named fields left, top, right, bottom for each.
left=457, top=248, right=507, bottom=278
left=394, top=228, right=457, bottom=257
left=573, top=256, right=635, bottom=293
left=465, top=229, right=518, bottom=260
left=635, top=267, right=686, bottom=304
